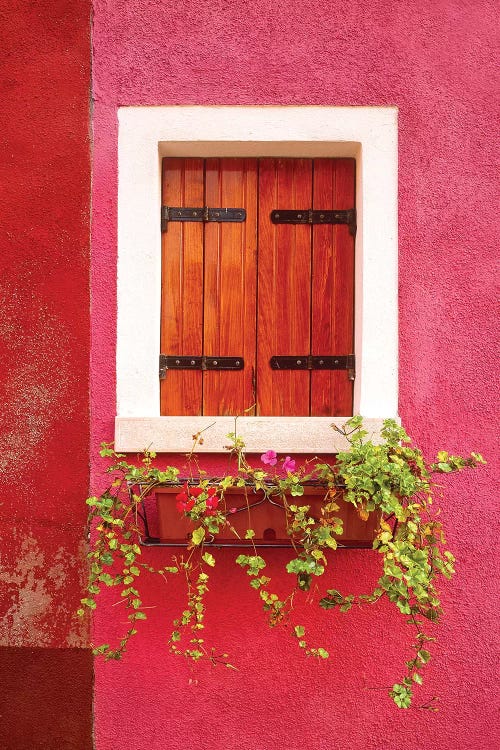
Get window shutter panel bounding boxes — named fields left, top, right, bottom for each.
left=160, top=158, right=204, bottom=415
left=311, top=158, right=355, bottom=416
left=257, top=159, right=313, bottom=416
left=203, top=158, right=257, bottom=415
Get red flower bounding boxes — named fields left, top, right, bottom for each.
left=190, top=487, right=204, bottom=497
left=176, top=492, right=195, bottom=513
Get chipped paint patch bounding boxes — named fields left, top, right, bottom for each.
left=0, top=530, right=89, bottom=648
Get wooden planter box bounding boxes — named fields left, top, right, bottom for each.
left=155, top=486, right=378, bottom=547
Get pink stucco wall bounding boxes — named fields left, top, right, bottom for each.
left=91, top=2, right=498, bottom=748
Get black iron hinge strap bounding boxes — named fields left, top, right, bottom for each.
left=270, top=355, right=355, bottom=380
left=270, top=208, right=356, bottom=237
left=162, top=206, right=246, bottom=231
left=159, top=355, right=244, bottom=379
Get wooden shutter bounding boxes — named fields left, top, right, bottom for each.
left=160, top=158, right=257, bottom=416
left=160, top=157, right=355, bottom=418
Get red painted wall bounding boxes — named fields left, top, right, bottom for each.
left=91, top=2, right=498, bottom=749
left=0, top=1, right=92, bottom=747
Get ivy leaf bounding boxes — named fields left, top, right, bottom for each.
left=417, top=649, right=431, bottom=663
left=191, top=527, right=205, bottom=546
left=202, top=552, right=215, bottom=567
left=390, top=683, right=412, bottom=708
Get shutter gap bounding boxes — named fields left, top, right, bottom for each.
left=254, top=160, right=261, bottom=415
left=201, top=159, right=207, bottom=415
left=308, top=160, right=315, bottom=417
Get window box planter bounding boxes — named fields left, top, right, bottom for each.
left=154, top=484, right=378, bottom=547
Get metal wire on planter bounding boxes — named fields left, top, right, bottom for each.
left=128, top=478, right=376, bottom=549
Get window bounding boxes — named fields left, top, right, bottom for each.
left=160, top=157, right=355, bottom=418
left=115, top=106, right=398, bottom=452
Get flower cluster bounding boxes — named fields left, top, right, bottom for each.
left=260, top=451, right=296, bottom=473
left=176, top=484, right=219, bottom=516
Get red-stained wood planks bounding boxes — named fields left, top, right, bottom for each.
left=311, top=159, right=355, bottom=416
left=203, top=159, right=257, bottom=415
left=161, top=158, right=204, bottom=415
left=257, top=159, right=312, bottom=416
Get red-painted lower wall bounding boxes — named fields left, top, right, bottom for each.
left=90, top=1, right=498, bottom=748
left=0, top=1, right=92, bottom=747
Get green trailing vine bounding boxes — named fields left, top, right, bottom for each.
left=79, top=417, right=484, bottom=708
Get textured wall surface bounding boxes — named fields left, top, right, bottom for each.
left=91, top=1, right=498, bottom=748
left=0, top=1, right=92, bottom=747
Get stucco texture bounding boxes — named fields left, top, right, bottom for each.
left=0, top=1, right=93, bottom=747
left=0, top=0, right=91, bottom=649
left=91, top=1, right=499, bottom=749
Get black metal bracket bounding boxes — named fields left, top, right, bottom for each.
left=159, top=355, right=244, bottom=379
left=270, top=355, right=355, bottom=380
left=162, top=206, right=246, bottom=231
left=270, top=208, right=356, bottom=237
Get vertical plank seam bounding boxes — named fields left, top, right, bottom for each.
left=201, top=159, right=206, bottom=414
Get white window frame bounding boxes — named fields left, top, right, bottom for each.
left=115, top=106, right=398, bottom=453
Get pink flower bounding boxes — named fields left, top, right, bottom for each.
left=261, top=450, right=277, bottom=466
left=282, top=456, right=296, bottom=473
left=205, top=495, right=219, bottom=511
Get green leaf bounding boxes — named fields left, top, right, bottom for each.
left=390, top=683, right=412, bottom=708
left=294, top=625, right=305, bottom=638
left=417, top=649, right=431, bottom=664
left=191, top=527, right=205, bottom=546
left=317, top=648, right=329, bottom=659
left=202, top=552, right=215, bottom=567
left=245, top=529, right=255, bottom=539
